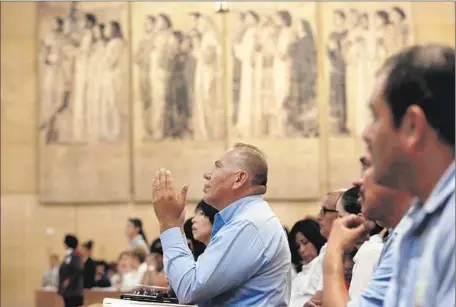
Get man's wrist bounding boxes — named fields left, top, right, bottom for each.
left=159, top=221, right=182, bottom=234
left=325, top=243, right=345, bottom=271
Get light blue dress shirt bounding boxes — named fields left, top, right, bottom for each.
left=347, top=217, right=410, bottom=307
left=160, top=195, right=292, bottom=307
left=384, top=161, right=455, bottom=307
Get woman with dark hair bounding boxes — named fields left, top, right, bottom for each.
left=289, top=218, right=326, bottom=307
left=336, top=186, right=386, bottom=302
left=191, top=200, right=219, bottom=246
left=58, top=234, right=84, bottom=307
left=126, top=218, right=149, bottom=255
left=184, top=218, right=199, bottom=258
left=80, top=240, right=96, bottom=289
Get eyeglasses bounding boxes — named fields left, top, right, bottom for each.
left=319, top=207, right=339, bottom=215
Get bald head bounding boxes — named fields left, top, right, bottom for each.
left=232, top=143, right=268, bottom=189
left=324, top=189, right=346, bottom=210
left=317, top=189, right=346, bottom=238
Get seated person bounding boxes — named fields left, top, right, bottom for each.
left=141, top=238, right=168, bottom=287
left=121, top=247, right=147, bottom=291
left=81, top=240, right=96, bottom=289
left=110, top=251, right=132, bottom=289
left=41, top=253, right=60, bottom=288
left=336, top=186, right=385, bottom=300
left=94, top=261, right=112, bottom=288
left=289, top=218, right=326, bottom=307
left=184, top=218, right=206, bottom=260
left=191, top=199, right=219, bottom=246
left=106, top=262, right=117, bottom=283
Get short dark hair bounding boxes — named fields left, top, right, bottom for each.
left=380, top=44, right=455, bottom=148
left=195, top=200, right=219, bottom=225
left=95, top=260, right=108, bottom=271
left=150, top=238, right=163, bottom=255
left=232, top=143, right=268, bottom=188
left=341, top=186, right=361, bottom=215
left=64, top=234, right=78, bottom=249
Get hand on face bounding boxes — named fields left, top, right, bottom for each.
left=152, top=169, right=189, bottom=232
left=328, top=215, right=369, bottom=253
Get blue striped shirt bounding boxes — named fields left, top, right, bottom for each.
left=384, top=161, right=455, bottom=307
left=160, top=195, right=291, bottom=307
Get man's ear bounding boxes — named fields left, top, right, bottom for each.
left=400, top=105, right=426, bottom=151
left=233, top=171, right=249, bottom=189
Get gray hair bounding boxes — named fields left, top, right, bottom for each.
left=232, top=143, right=268, bottom=188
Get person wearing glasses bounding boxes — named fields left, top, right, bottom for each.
left=299, top=189, right=346, bottom=307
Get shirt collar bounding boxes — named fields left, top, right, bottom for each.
left=218, top=195, right=263, bottom=224
left=211, top=195, right=263, bottom=238
left=422, top=160, right=455, bottom=214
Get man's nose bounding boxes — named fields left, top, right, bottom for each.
left=203, top=172, right=211, bottom=180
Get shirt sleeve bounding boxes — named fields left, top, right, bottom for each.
left=160, top=221, right=265, bottom=304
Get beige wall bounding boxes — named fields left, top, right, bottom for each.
left=1, top=2, right=454, bottom=306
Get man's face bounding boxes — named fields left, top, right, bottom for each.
left=202, top=149, right=246, bottom=208
left=362, top=73, right=407, bottom=189
left=317, top=193, right=340, bottom=239
left=358, top=152, right=399, bottom=222
left=360, top=167, right=398, bottom=222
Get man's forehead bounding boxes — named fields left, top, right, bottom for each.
left=321, top=189, right=345, bottom=209
left=219, top=148, right=235, bottom=162
left=216, top=149, right=240, bottom=167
